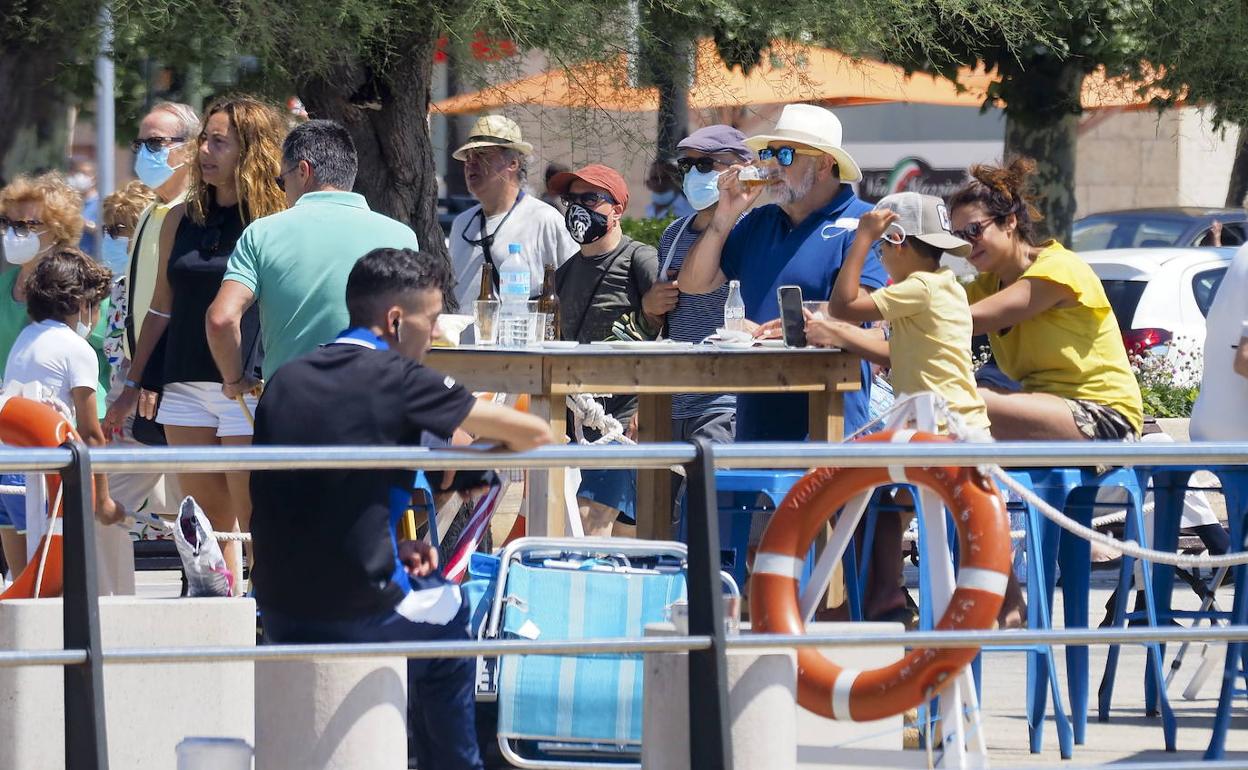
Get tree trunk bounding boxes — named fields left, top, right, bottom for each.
left=1003, top=64, right=1086, bottom=246
left=296, top=38, right=451, bottom=301
left=1226, top=130, right=1248, bottom=208
left=654, top=40, right=691, bottom=161
left=0, top=49, right=61, bottom=172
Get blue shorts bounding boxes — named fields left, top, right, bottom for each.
left=578, top=469, right=637, bottom=523
left=0, top=473, right=26, bottom=533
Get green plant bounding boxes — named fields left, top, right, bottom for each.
left=620, top=216, right=677, bottom=248
left=1130, top=334, right=1203, bottom=418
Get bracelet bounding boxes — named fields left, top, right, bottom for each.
left=124, top=379, right=139, bottom=390
left=146, top=308, right=171, bottom=319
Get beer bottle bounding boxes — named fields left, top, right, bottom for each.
left=479, top=262, right=499, bottom=302
left=538, top=263, right=561, bottom=341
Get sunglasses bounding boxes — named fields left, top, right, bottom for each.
left=102, top=224, right=131, bottom=238
left=560, top=191, right=616, bottom=208
left=0, top=217, right=44, bottom=237
left=676, top=157, right=724, bottom=174
left=951, top=218, right=997, bottom=242
left=130, top=136, right=186, bottom=153
left=880, top=223, right=906, bottom=245
left=757, top=146, right=823, bottom=167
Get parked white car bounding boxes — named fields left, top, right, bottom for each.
left=1082, top=247, right=1234, bottom=381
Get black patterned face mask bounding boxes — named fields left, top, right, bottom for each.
left=565, top=203, right=610, bottom=245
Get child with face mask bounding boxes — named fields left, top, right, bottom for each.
left=0, top=249, right=124, bottom=577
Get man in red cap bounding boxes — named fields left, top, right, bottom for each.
left=548, top=163, right=661, bottom=535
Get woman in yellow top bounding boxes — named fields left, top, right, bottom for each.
left=948, top=159, right=1142, bottom=441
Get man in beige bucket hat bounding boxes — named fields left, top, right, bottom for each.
left=448, top=115, right=576, bottom=315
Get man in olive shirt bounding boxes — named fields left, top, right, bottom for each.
left=549, top=164, right=660, bottom=534
left=207, top=119, right=420, bottom=396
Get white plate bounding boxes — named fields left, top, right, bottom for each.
left=589, top=340, right=694, bottom=351
left=540, top=341, right=579, bottom=350
left=711, top=340, right=756, bottom=351
left=758, top=339, right=787, bottom=348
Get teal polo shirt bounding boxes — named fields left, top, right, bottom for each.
left=224, top=191, right=420, bottom=378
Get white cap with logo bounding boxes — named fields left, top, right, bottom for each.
left=874, top=191, right=971, bottom=257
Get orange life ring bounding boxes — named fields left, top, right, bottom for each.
left=749, top=430, right=1011, bottom=722
left=0, top=397, right=75, bottom=600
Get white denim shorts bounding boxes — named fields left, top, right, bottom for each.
left=156, top=381, right=257, bottom=438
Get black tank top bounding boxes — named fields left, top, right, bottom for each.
left=164, top=204, right=262, bottom=384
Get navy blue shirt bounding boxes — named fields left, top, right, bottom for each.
left=721, top=185, right=886, bottom=440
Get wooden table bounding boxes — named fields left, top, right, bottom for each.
left=427, top=344, right=862, bottom=539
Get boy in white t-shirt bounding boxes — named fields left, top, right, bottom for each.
left=1, top=249, right=123, bottom=571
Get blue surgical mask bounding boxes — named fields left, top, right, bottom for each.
left=133, top=144, right=184, bottom=189
left=682, top=168, right=722, bottom=211
left=650, top=189, right=676, bottom=207
left=100, top=234, right=130, bottom=276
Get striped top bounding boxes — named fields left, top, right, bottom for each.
left=659, top=215, right=736, bottom=419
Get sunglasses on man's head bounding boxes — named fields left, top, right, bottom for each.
left=757, top=146, right=823, bottom=167
left=0, top=217, right=44, bottom=237
left=950, top=218, right=997, bottom=242
left=560, top=191, right=616, bottom=208
left=130, top=136, right=186, bottom=153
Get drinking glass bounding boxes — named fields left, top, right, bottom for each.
left=473, top=299, right=500, bottom=346
left=802, top=300, right=826, bottom=320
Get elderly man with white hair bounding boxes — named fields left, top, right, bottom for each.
left=447, top=115, right=577, bottom=314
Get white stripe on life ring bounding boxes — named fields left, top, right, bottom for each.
left=955, top=567, right=1009, bottom=597
left=832, top=667, right=860, bottom=721
left=753, top=552, right=804, bottom=580
left=887, top=429, right=918, bottom=484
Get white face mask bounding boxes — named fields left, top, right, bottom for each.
left=67, top=172, right=94, bottom=195
left=3, top=228, right=44, bottom=265
left=74, top=306, right=92, bottom=339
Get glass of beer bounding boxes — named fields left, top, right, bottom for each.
left=738, top=165, right=780, bottom=187
left=474, top=299, right=500, bottom=346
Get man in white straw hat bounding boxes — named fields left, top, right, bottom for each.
left=448, top=115, right=576, bottom=315
left=679, top=103, right=887, bottom=443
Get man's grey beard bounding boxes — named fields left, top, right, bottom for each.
left=768, top=165, right=818, bottom=206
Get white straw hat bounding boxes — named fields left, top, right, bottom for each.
left=745, top=104, right=862, bottom=182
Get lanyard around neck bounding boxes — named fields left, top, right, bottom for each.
left=462, top=190, right=525, bottom=284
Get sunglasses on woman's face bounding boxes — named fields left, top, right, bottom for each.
left=757, top=145, right=823, bottom=167
left=951, top=218, right=997, bottom=242
left=0, top=217, right=44, bottom=237
left=560, top=191, right=616, bottom=209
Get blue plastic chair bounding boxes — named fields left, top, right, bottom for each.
left=1129, top=466, right=1248, bottom=759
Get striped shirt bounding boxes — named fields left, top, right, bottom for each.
left=659, top=215, right=736, bottom=419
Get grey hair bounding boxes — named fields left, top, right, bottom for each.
left=502, top=148, right=529, bottom=184
left=150, top=101, right=201, bottom=140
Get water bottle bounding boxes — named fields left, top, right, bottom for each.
left=498, top=243, right=532, bottom=347
left=724, top=279, right=745, bottom=332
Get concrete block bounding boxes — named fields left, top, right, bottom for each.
left=0, top=596, right=255, bottom=769
left=642, top=622, right=909, bottom=770
left=255, top=656, right=408, bottom=770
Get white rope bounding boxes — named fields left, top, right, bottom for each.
left=566, top=393, right=634, bottom=446
left=0, top=484, right=24, bottom=495
left=990, top=467, right=1248, bottom=568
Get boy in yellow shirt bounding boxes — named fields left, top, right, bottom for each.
left=812, top=191, right=990, bottom=434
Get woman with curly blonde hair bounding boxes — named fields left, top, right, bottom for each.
left=0, top=174, right=115, bottom=573
left=113, top=95, right=287, bottom=591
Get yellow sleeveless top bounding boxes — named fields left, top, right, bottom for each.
left=965, top=242, right=1143, bottom=433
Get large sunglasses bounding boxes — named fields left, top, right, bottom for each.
left=0, top=216, right=44, bottom=237
left=130, top=136, right=186, bottom=153
left=757, top=146, right=823, bottom=167
left=560, top=191, right=616, bottom=208
left=951, top=218, right=997, bottom=242
left=676, top=157, right=723, bottom=174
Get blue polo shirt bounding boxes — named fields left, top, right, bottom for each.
left=721, top=184, right=886, bottom=440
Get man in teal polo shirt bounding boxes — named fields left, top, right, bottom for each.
left=207, top=120, right=420, bottom=396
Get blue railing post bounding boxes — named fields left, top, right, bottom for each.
left=61, top=439, right=109, bottom=769
left=683, top=437, right=732, bottom=770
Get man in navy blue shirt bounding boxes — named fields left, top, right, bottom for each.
left=679, top=104, right=887, bottom=440
left=250, top=247, right=552, bottom=769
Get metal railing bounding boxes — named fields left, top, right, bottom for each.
left=9, top=439, right=1248, bottom=770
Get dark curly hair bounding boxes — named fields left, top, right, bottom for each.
left=947, top=157, right=1044, bottom=245
left=25, top=248, right=113, bottom=323
left=346, top=248, right=454, bottom=326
